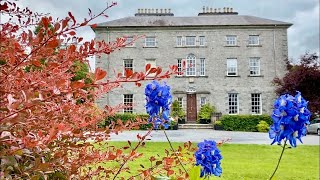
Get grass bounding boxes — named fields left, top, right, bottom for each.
left=96, top=142, right=319, bottom=180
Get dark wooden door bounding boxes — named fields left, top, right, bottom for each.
left=187, top=94, right=197, bottom=122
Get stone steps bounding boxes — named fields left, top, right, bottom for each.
left=178, top=123, right=213, bottom=129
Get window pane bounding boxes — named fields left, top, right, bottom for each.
left=249, top=35, right=259, bottom=45
left=176, top=36, right=182, bottom=46
left=177, top=97, right=183, bottom=108
left=227, top=58, right=237, bottom=76
left=177, top=59, right=182, bottom=76
left=123, top=59, right=133, bottom=75
left=123, top=94, right=133, bottom=113
left=126, top=36, right=134, bottom=47
left=249, top=57, right=260, bottom=75
left=186, top=36, right=196, bottom=46
left=186, top=54, right=196, bottom=76
left=251, top=93, right=261, bottom=114
left=145, top=37, right=156, bottom=47
left=228, top=93, right=238, bottom=114
left=226, top=35, right=236, bottom=45
left=200, top=97, right=206, bottom=107
left=199, top=36, right=205, bottom=46
left=200, top=58, right=205, bottom=76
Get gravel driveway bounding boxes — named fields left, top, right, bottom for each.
left=109, top=129, right=320, bottom=145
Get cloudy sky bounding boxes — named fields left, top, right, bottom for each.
left=13, top=0, right=320, bottom=68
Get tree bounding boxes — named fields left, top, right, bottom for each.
left=0, top=1, right=191, bottom=179
left=273, top=53, right=320, bottom=115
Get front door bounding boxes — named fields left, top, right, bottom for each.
left=187, top=94, right=197, bottom=122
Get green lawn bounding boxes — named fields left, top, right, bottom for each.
left=97, top=142, right=319, bottom=180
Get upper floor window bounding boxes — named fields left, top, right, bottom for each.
left=251, top=93, right=262, bottom=114
left=186, top=54, right=196, bottom=76
left=123, top=94, right=133, bottom=113
left=249, top=57, right=260, bottom=76
left=248, top=35, right=259, bottom=45
left=227, top=58, right=237, bottom=76
left=228, top=93, right=238, bottom=114
left=226, top=35, right=237, bottom=46
left=123, top=59, right=133, bottom=75
left=177, top=59, right=183, bottom=76
left=199, top=36, right=205, bottom=46
left=186, top=36, right=196, bottom=46
left=145, top=37, right=156, bottom=47
left=200, top=58, right=205, bottom=76
left=200, top=97, right=206, bottom=107
left=145, top=59, right=156, bottom=77
left=125, top=36, right=134, bottom=47
left=176, top=36, right=183, bottom=47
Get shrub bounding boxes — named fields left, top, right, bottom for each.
left=171, top=100, right=185, bottom=119
left=220, top=114, right=272, bottom=132
left=257, top=120, right=270, bottom=132
left=197, top=103, right=216, bottom=123
left=98, top=113, right=152, bottom=130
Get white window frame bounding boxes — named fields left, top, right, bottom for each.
left=227, top=58, right=237, bottom=76
left=199, top=36, right=205, bottom=46
left=228, top=93, right=239, bottom=114
left=251, top=93, right=262, bottom=115
left=177, top=97, right=183, bottom=108
left=125, top=36, right=134, bottom=47
left=200, top=58, right=205, bottom=76
left=200, top=97, right=206, bottom=107
left=145, top=37, right=156, bottom=47
left=145, top=59, right=156, bottom=77
left=185, top=36, right=196, bottom=46
left=248, top=35, right=260, bottom=45
left=176, top=36, right=183, bottom=47
left=123, top=59, right=133, bottom=75
left=249, top=57, right=260, bottom=76
left=123, top=94, right=133, bottom=113
left=186, top=54, right=196, bottom=76
left=226, top=35, right=237, bottom=46
left=177, top=59, right=183, bottom=76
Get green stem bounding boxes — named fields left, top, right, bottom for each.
left=269, top=140, right=287, bottom=180
left=163, top=130, right=188, bottom=174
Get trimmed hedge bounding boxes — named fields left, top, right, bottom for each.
left=220, top=114, right=272, bottom=132
left=98, top=113, right=152, bottom=130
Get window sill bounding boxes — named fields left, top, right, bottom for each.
left=248, top=75, right=264, bottom=77
left=143, top=46, right=158, bottom=48
left=125, top=46, right=136, bottom=48
left=175, top=75, right=208, bottom=78
left=247, top=45, right=262, bottom=47
left=224, top=45, right=240, bottom=47
left=225, top=75, right=240, bottom=77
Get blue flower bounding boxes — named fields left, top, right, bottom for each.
left=145, top=81, right=172, bottom=129
left=269, top=91, right=311, bottom=147
left=195, top=140, right=222, bottom=177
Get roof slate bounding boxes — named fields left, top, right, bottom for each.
left=96, top=15, right=292, bottom=28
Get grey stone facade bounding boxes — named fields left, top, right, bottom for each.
left=93, top=10, right=291, bottom=121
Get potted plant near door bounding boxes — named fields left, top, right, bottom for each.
left=171, top=100, right=186, bottom=124
left=197, top=103, right=216, bottom=124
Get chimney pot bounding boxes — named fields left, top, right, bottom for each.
left=160, top=9, right=163, bottom=13
left=206, top=6, right=209, bottom=13
left=230, top=8, right=233, bottom=12
left=145, top=8, right=147, bottom=13
left=226, top=7, right=229, bottom=13
left=164, top=8, right=167, bottom=13
left=168, top=8, right=171, bottom=13
left=156, top=9, right=158, bottom=13
left=138, top=9, right=140, bottom=13
left=223, top=7, right=226, bottom=13
left=151, top=8, right=154, bottom=13
left=214, top=8, right=217, bottom=13
left=218, top=8, right=221, bottom=13
left=203, top=6, right=205, bottom=13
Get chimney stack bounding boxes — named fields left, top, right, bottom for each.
left=198, top=6, right=238, bottom=16
left=135, top=8, right=174, bottom=16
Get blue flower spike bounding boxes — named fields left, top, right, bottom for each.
left=145, top=80, right=172, bottom=129
left=195, top=140, right=222, bottom=178
left=269, top=91, right=311, bottom=147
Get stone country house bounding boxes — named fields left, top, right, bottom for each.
left=93, top=7, right=292, bottom=122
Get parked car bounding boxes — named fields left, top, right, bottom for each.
left=307, top=118, right=320, bottom=136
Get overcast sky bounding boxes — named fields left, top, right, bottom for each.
left=14, top=0, right=320, bottom=69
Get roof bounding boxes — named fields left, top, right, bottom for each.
left=96, top=15, right=292, bottom=28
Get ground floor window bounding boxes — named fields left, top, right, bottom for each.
left=123, top=94, right=133, bottom=113
left=200, top=97, right=206, bottom=107
left=251, top=93, right=262, bottom=114
left=228, top=93, right=238, bottom=114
